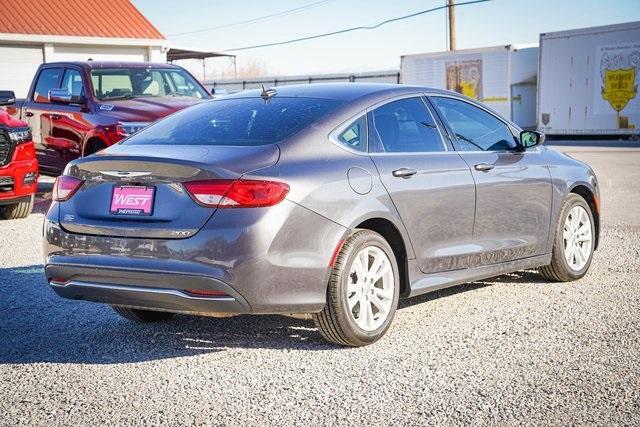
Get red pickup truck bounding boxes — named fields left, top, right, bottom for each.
left=3, top=62, right=210, bottom=175
left=0, top=91, right=38, bottom=219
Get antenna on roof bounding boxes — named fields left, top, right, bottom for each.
left=260, top=85, right=277, bottom=102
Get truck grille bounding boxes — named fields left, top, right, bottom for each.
left=0, top=130, right=12, bottom=166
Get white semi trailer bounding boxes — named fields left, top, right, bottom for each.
left=538, top=21, right=640, bottom=135
left=400, top=45, right=538, bottom=129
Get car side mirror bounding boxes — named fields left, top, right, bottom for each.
left=0, top=90, right=16, bottom=106
left=520, top=130, right=545, bottom=149
left=49, top=89, right=73, bottom=104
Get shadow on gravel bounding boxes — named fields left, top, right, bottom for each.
left=0, top=265, right=550, bottom=364
left=398, top=269, right=548, bottom=310
left=0, top=265, right=336, bottom=365
left=32, top=180, right=54, bottom=215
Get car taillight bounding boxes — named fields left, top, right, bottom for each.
left=183, top=179, right=289, bottom=208
left=52, top=175, right=84, bottom=201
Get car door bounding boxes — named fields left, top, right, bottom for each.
left=429, top=95, right=552, bottom=265
left=22, top=66, right=65, bottom=174
left=49, top=67, right=91, bottom=160
left=367, top=96, right=476, bottom=274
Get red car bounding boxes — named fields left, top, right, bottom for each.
left=0, top=91, right=38, bottom=219
left=3, top=62, right=210, bottom=176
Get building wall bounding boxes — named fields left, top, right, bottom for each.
left=0, top=44, right=44, bottom=98
left=0, top=39, right=167, bottom=98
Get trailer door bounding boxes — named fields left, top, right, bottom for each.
left=511, top=83, right=537, bottom=129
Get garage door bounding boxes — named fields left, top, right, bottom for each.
left=0, top=45, right=43, bottom=98
left=50, top=45, right=148, bottom=63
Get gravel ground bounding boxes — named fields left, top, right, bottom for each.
left=1, top=149, right=639, bottom=425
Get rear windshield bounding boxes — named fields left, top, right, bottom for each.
left=122, top=97, right=343, bottom=146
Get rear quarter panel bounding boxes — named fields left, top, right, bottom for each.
left=243, top=123, right=417, bottom=261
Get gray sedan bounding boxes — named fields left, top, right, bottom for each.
left=43, top=84, right=600, bottom=346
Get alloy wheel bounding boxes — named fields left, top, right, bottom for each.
left=563, top=205, right=593, bottom=271
left=346, top=246, right=395, bottom=331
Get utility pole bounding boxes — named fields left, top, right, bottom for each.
left=448, top=0, right=456, bottom=51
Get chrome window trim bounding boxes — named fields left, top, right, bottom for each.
left=330, top=92, right=451, bottom=156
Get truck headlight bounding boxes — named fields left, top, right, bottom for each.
left=116, top=122, right=150, bottom=137
left=8, top=127, right=32, bottom=144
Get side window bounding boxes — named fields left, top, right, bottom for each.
left=166, top=71, right=204, bottom=98
left=370, top=97, right=445, bottom=153
left=91, top=71, right=133, bottom=99
left=430, top=96, right=516, bottom=151
left=337, top=116, right=367, bottom=152
left=61, top=69, right=84, bottom=101
left=33, top=68, right=63, bottom=103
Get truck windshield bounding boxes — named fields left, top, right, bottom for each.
left=90, top=68, right=208, bottom=100
left=122, top=97, right=344, bottom=146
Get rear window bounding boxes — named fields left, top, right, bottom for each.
left=123, top=97, right=343, bottom=146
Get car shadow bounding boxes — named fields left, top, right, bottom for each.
left=32, top=179, right=54, bottom=214
left=0, top=265, right=549, bottom=364
left=0, top=265, right=339, bottom=365
left=398, top=269, right=547, bottom=309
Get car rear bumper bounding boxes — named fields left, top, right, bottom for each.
left=43, top=199, right=348, bottom=315
left=46, top=264, right=251, bottom=314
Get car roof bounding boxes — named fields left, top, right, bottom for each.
left=225, top=82, right=454, bottom=101
left=222, top=82, right=517, bottom=133
left=222, top=83, right=465, bottom=112
left=41, top=61, right=184, bottom=70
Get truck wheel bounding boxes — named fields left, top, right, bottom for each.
left=0, top=195, right=34, bottom=220
left=539, top=193, right=595, bottom=282
left=84, top=139, right=106, bottom=156
left=111, top=305, right=175, bottom=322
left=313, top=229, right=400, bottom=347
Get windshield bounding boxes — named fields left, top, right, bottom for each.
left=122, top=97, right=344, bottom=146
left=90, top=68, right=208, bottom=100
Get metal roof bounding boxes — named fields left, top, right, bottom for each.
left=0, top=0, right=165, bottom=40
left=167, top=47, right=235, bottom=61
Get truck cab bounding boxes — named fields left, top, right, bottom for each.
left=3, top=62, right=210, bottom=176
left=0, top=91, right=38, bottom=219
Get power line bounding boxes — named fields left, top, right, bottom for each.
left=223, top=0, right=491, bottom=52
left=168, top=0, right=335, bottom=37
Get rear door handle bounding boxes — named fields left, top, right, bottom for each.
left=474, top=163, right=494, bottom=172
left=24, top=111, right=34, bottom=117
left=392, top=168, right=417, bottom=178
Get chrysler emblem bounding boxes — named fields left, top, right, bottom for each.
left=100, top=171, right=152, bottom=178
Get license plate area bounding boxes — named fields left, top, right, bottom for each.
left=110, top=186, right=155, bottom=216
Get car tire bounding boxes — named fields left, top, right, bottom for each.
left=313, top=229, right=400, bottom=347
left=539, top=193, right=596, bottom=282
left=111, top=305, right=175, bottom=322
left=0, top=194, right=34, bottom=220
left=84, top=139, right=106, bottom=157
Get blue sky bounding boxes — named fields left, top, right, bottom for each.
left=133, top=0, right=640, bottom=78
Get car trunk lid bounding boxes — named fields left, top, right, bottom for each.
left=58, top=144, right=279, bottom=238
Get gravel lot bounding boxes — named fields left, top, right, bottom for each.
left=1, top=147, right=639, bottom=425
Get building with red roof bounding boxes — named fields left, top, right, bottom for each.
left=0, top=0, right=168, bottom=97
